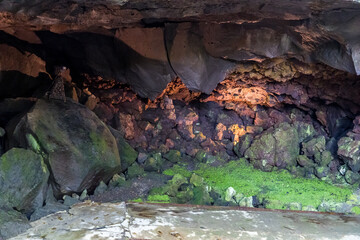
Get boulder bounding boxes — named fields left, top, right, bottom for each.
left=109, top=127, right=138, bottom=172
left=338, top=136, right=360, bottom=172
left=245, top=130, right=276, bottom=171
left=234, top=134, right=253, bottom=158
left=0, top=209, right=31, bottom=239
left=245, top=123, right=300, bottom=170
left=0, top=148, right=49, bottom=214
left=12, top=99, right=121, bottom=196
left=164, top=150, right=182, bottom=163
left=302, top=136, right=326, bottom=157
left=273, top=123, right=299, bottom=168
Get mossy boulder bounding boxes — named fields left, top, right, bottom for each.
left=166, top=174, right=188, bottom=196
left=318, top=150, right=333, bottom=166
left=338, top=136, right=360, bottom=172
left=244, top=122, right=321, bottom=170
left=297, top=155, right=315, bottom=168
left=164, top=150, right=182, bottom=163
left=12, top=99, right=121, bottom=196
left=244, top=130, right=276, bottom=171
left=192, top=186, right=213, bottom=205
left=190, top=173, right=204, bottom=187
left=195, top=150, right=207, bottom=162
left=344, top=170, right=360, bottom=185
left=0, top=148, right=49, bottom=214
left=302, top=136, right=326, bottom=157
left=273, top=123, right=299, bottom=168
left=127, top=163, right=145, bottom=179
left=144, top=153, right=164, bottom=172
left=109, top=127, right=138, bottom=172
left=0, top=209, right=31, bottom=239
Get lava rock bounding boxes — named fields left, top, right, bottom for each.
left=245, top=123, right=300, bottom=170
left=302, top=136, right=326, bottom=157
left=234, top=134, right=254, bottom=158
left=338, top=136, right=360, bottom=172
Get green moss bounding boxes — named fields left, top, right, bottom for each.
left=127, top=163, right=145, bottom=179
left=26, top=134, right=42, bottom=154
left=164, top=150, right=182, bottom=163
left=194, top=160, right=353, bottom=209
left=147, top=194, right=171, bottom=203
left=117, top=136, right=138, bottom=171
left=351, top=206, right=360, bottom=215
left=163, top=164, right=192, bottom=178
left=89, top=131, right=108, bottom=154
left=129, top=198, right=143, bottom=203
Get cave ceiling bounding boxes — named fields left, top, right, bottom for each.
left=0, top=0, right=360, bottom=99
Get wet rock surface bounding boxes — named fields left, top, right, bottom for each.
left=9, top=202, right=360, bottom=240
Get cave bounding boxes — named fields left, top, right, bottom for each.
left=1, top=0, right=360, bottom=239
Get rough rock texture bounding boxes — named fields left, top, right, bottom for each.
left=109, top=127, right=138, bottom=172
left=1, top=0, right=360, bottom=99
left=2, top=0, right=360, bottom=233
left=12, top=99, right=121, bottom=196
left=0, top=148, right=49, bottom=215
left=0, top=209, right=31, bottom=240
left=245, top=122, right=308, bottom=171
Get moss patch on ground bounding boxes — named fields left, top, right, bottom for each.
left=147, top=194, right=171, bottom=203
left=351, top=206, right=360, bottom=215
left=163, top=164, right=192, bottom=178
left=194, top=159, right=354, bottom=210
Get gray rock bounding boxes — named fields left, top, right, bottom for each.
left=30, top=202, right=69, bottom=221
left=79, top=189, right=88, bottom=201
left=137, top=152, right=148, bottom=164
left=344, top=170, right=360, bottom=185
left=94, top=181, right=108, bottom=195
left=0, top=209, right=30, bottom=239
left=0, top=148, right=49, bottom=214
left=63, top=195, right=80, bottom=207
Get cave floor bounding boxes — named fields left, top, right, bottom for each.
left=9, top=202, right=360, bottom=240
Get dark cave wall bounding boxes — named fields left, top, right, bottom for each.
left=1, top=0, right=360, bottom=100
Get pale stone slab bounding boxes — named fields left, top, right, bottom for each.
left=10, top=202, right=360, bottom=240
